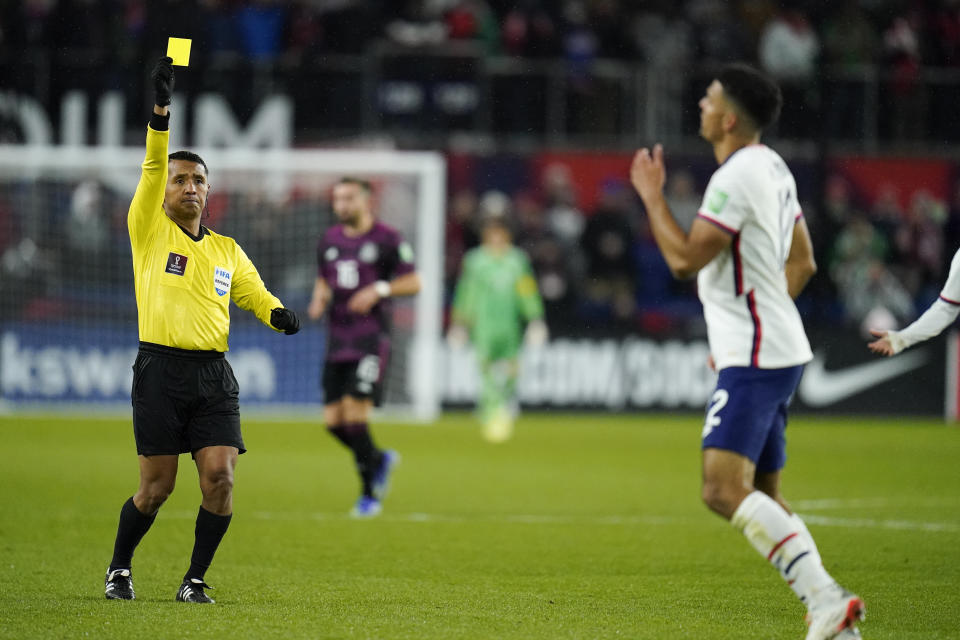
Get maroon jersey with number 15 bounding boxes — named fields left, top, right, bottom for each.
left=317, top=221, right=415, bottom=363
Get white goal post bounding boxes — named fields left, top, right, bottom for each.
left=0, top=144, right=445, bottom=421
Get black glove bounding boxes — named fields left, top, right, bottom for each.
left=271, top=308, right=300, bottom=335
left=151, top=56, right=175, bottom=107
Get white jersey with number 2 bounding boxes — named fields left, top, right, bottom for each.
left=695, top=144, right=813, bottom=370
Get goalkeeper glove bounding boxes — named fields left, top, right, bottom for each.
left=270, top=308, right=300, bottom=335
left=446, top=324, right=469, bottom=349
left=151, top=56, right=175, bottom=107
left=523, top=319, right=548, bottom=348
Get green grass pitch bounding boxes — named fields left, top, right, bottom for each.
left=1, top=412, right=958, bottom=639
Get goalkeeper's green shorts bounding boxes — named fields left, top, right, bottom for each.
left=473, top=331, right=521, bottom=364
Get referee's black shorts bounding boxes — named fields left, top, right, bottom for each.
left=132, top=342, right=245, bottom=456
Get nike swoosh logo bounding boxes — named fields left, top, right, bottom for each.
left=798, top=349, right=930, bottom=407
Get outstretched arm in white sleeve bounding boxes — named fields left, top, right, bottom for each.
left=868, top=248, right=960, bottom=356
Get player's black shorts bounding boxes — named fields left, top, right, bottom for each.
left=132, top=342, right=245, bottom=456
left=322, top=355, right=384, bottom=405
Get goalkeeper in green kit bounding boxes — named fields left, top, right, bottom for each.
left=447, top=212, right=548, bottom=442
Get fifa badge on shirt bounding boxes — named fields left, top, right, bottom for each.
left=325, top=246, right=339, bottom=262
left=213, top=267, right=232, bottom=297
left=165, top=252, right=188, bottom=276
left=359, top=242, right=378, bottom=263
left=706, top=189, right=729, bottom=215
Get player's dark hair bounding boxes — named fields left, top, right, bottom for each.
left=717, top=64, right=782, bottom=132
left=337, top=176, right=373, bottom=194
left=168, top=150, right=208, bottom=175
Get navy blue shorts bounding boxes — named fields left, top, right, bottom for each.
left=701, top=365, right=804, bottom=473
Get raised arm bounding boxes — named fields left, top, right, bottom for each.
left=128, top=57, right=175, bottom=245
left=869, top=247, right=960, bottom=356
left=630, top=145, right=731, bottom=279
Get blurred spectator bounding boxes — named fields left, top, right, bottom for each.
left=819, top=173, right=860, bottom=240
left=540, top=162, right=583, bottom=246
left=385, top=0, right=448, bottom=47
left=317, top=1, right=383, bottom=55
left=588, top=0, right=635, bottom=60
left=444, top=0, right=501, bottom=54
left=201, top=0, right=241, bottom=56
left=840, top=258, right=916, bottom=328
left=821, top=0, right=879, bottom=139
left=664, top=169, right=700, bottom=232
left=882, top=10, right=927, bottom=139
left=512, top=189, right=577, bottom=324
left=830, top=213, right=914, bottom=325
left=868, top=183, right=905, bottom=250
left=943, top=181, right=960, bottom=261
left=687, top=0, right=751, bottom=63
left=0, top=0, right=54, bottom=49
left=758, top=7, right=820, bottom=137
left=580, top=180, right=637, bottom=324
left=929, top=0, right=960, bottom=139
left=236, top=0, right=287, bottom=61
left=1, top=237, right=56, bottom=320
left=64, top=180, right=109, bottom=284
left=444, top=188, right=481, bottom=297
left=561, top=0, right=621, bottom=134
left=830, top=214, right=890, bottom=279
left=895, top=190, right=946, bottom=298
left=500, top=0, right=559, bottom=57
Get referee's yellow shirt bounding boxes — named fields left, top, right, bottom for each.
left=128, top=125, right=284, bottom=351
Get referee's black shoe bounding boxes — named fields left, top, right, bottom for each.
left=104, top=568, right=135, bottom=600
left=176, top=578, right=215, bottom=604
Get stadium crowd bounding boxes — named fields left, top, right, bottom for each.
left=2, top=1, right=960, bottom=335
left=442, top=167, right=958, bottom=335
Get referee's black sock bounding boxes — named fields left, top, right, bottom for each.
left=110, top=496, right=157, bottom=569
left=184, top=507, right=232, bottom=582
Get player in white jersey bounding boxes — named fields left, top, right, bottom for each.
left=868, top=247, right=960, bottom=355
left=630, top=64, right=864, bottom=640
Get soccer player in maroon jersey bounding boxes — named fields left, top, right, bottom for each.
left=307, top=177, right=421, bottom=517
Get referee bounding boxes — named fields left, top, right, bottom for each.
left=103, top=57, right=300, bottom=604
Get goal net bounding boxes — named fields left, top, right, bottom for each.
left=0, top=144, right=445, bottom=421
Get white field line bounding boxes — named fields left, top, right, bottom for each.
left=156, top=508, right=959, bottom=532
left=798, top=514, right=960, bottom=533
left=792, top=497, right=960, bottom=510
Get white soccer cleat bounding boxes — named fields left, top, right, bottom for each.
left=835, top=626, right=862, bottom=639
left=805, top=588, right=865, bottom=640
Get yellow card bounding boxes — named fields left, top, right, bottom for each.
left=166, top=37, right=192, bottom=67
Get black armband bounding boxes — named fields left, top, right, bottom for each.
left=149, top=111, right=170, bottom=132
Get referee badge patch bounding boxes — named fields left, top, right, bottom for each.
left=213, top=267, right=232, bottom=297
left=165, top=252, right=188, bottom=276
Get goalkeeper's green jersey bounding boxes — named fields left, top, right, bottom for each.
left=128, top=125, right=283, bottom=351
left=452, top=246, right=543, bottom=338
